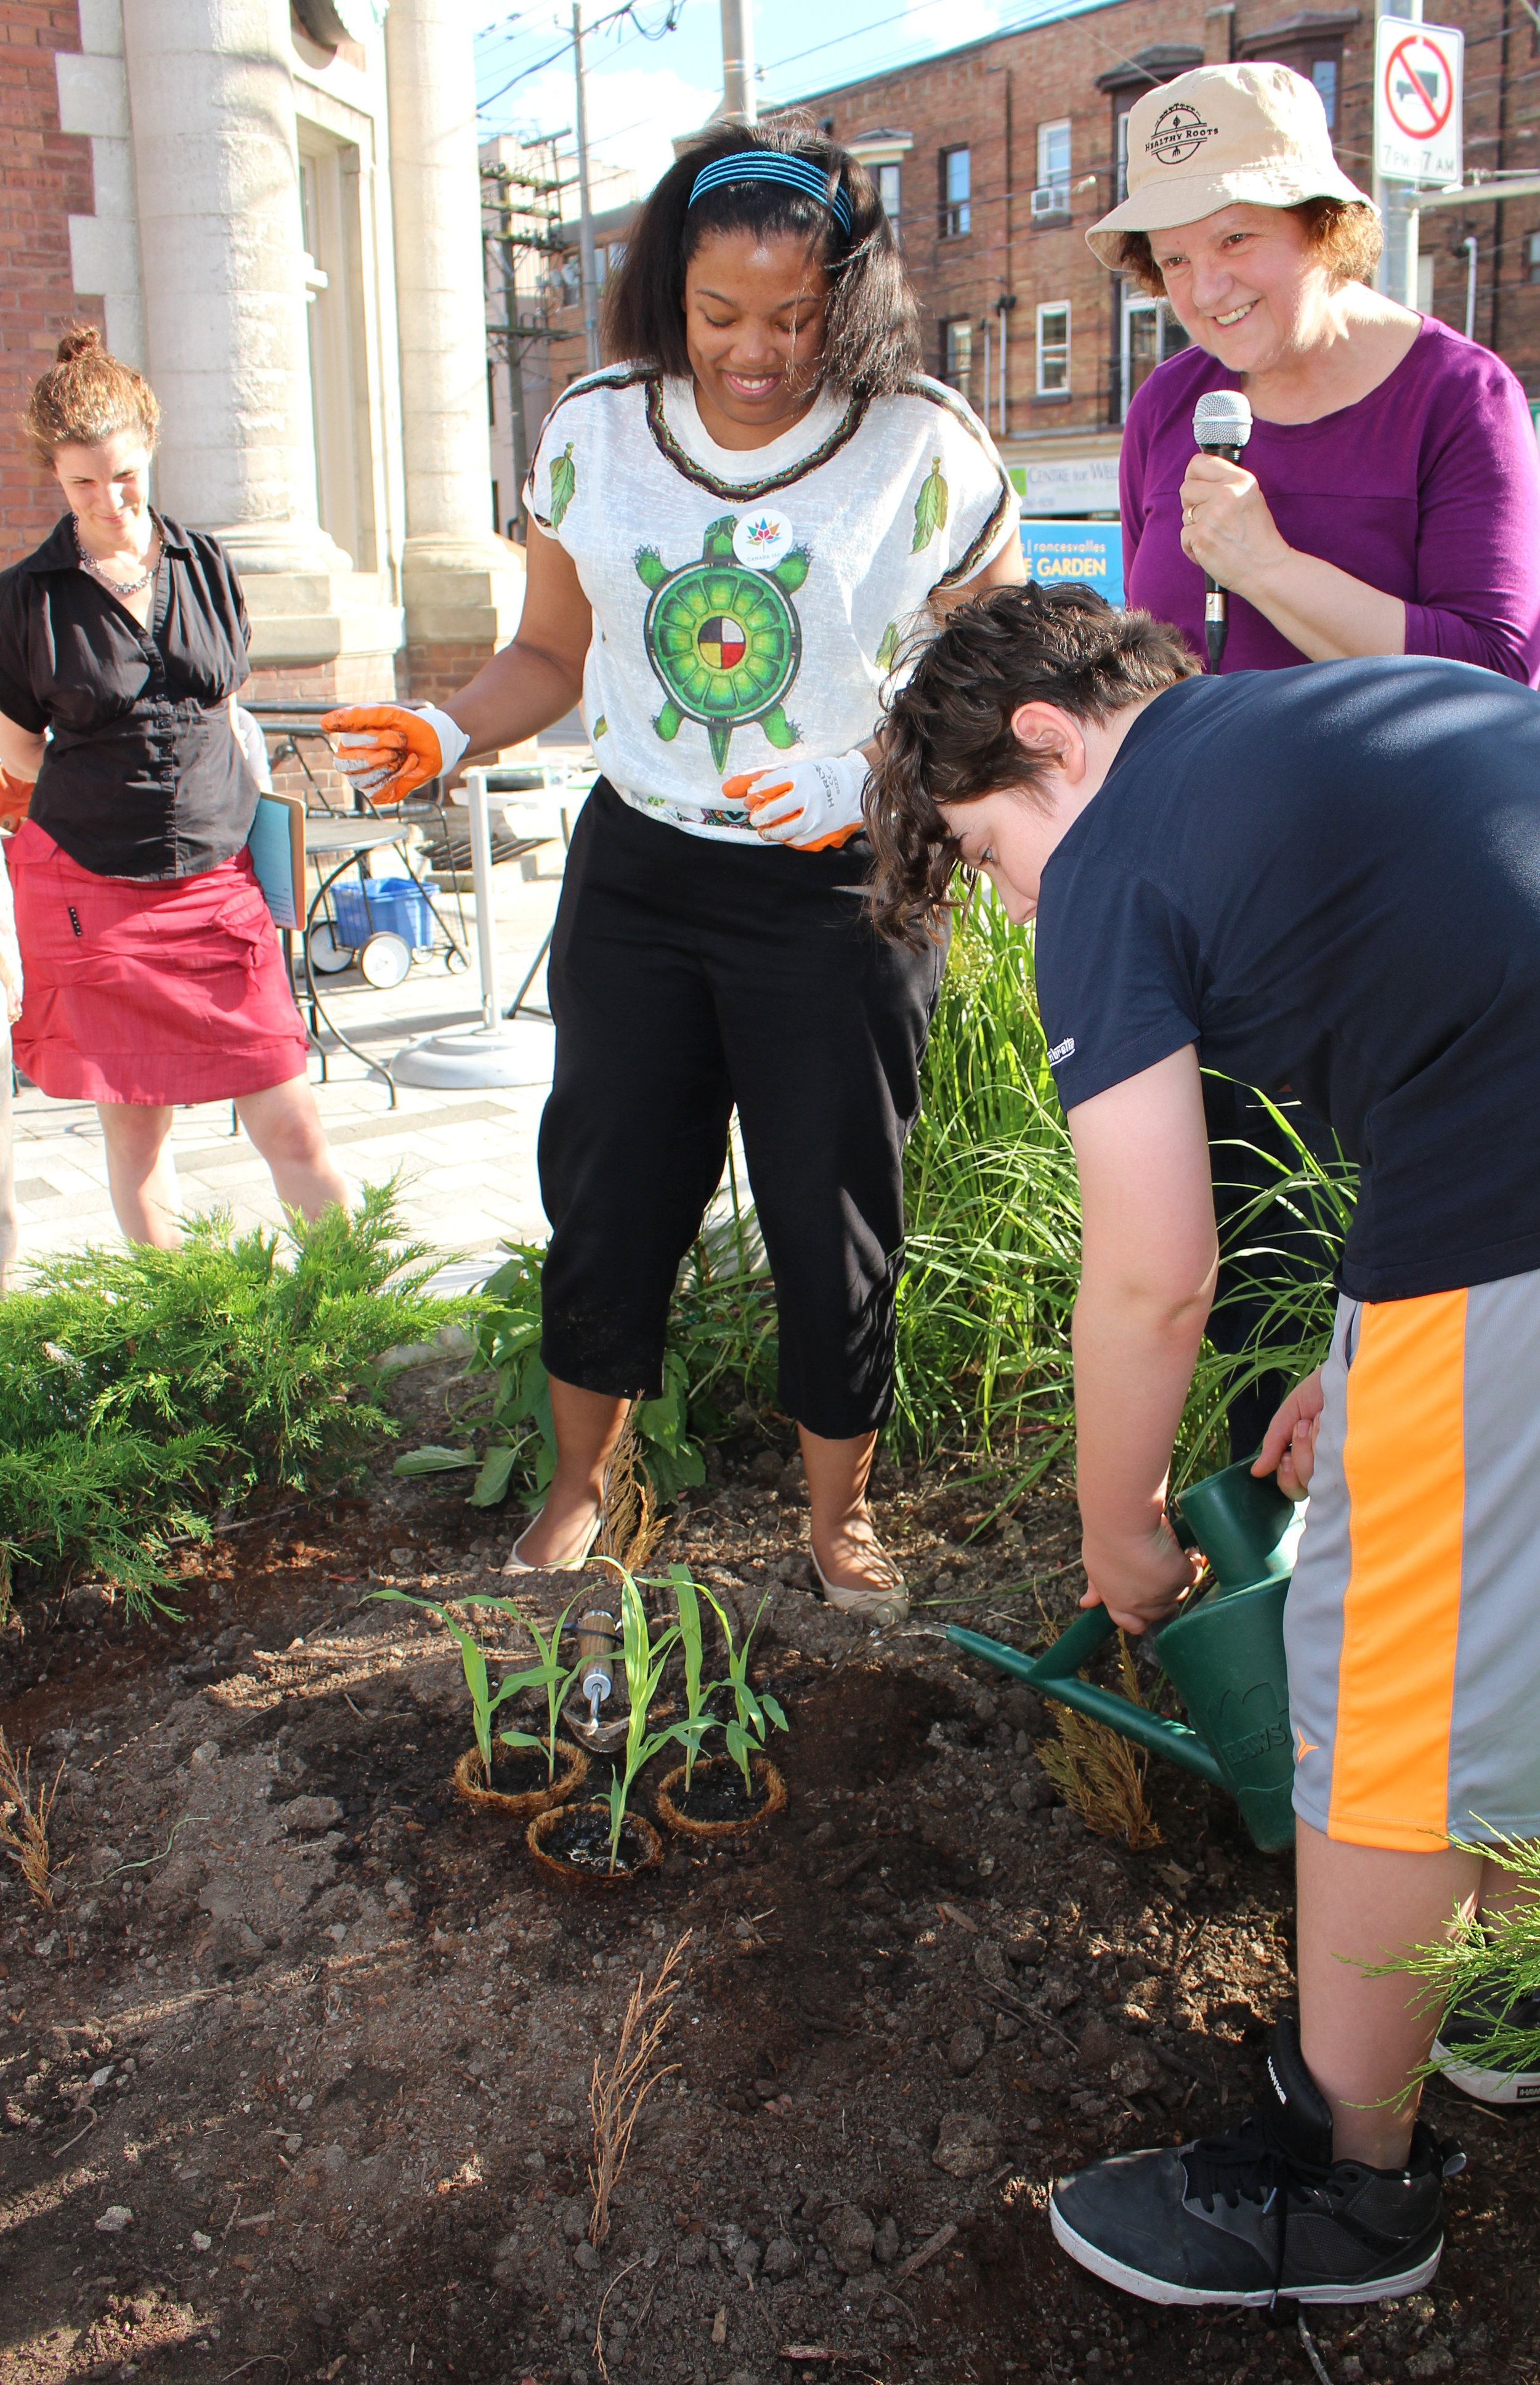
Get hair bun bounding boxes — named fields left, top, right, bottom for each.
left=54, top=323, right=105, bottom=365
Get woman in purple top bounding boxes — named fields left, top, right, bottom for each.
left=1089, top=62, right=1540, bottom=683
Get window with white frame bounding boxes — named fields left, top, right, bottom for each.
left=940, top=147, right=971, bottom=238
left=1037, top=118, right=1071, bottom=192
left=942, top=318, right=974, bottom=400
left=877, top=161, right=901, bottom=234
left=1119, top=292, right=1189, bottom=421
left=1035, top=301, right=1069, bottom=394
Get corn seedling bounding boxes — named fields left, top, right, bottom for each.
left=699, top=1586, right=787, bottom=1795
left=1037, top=1635, right=1162, bottom=1852
left=1374, top=1831, right=1540, bottom=2089
left=0, top=1728, right=65, bottom=1909
left=661, top=1565, right=713, bottom=1789
left=588, top=1929, right=691, bottom=2247
left=482, top=1595, right=586, bottom=1784
left=594, top=1560, right=681, bottom=1874
left=370, top=1589, right=580, bottom=1786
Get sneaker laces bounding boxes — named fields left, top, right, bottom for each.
left=1181, top=2117, right=1326, bottom=2309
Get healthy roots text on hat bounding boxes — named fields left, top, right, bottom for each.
left=1085, top=61, right=1374, bottom=266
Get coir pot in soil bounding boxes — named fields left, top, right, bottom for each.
left=654, top=1753, right=787, bottom=1839
left=453, top=1739, right=588, bottom=1821
left=525, top=1797, right=663, bottom=1887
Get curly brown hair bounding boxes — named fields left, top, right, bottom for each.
left=22, top=324, right=160, bottom=469
left=867, top=583, right=1200, bottom=945
left=1118, top=196, right=1382, bottom=296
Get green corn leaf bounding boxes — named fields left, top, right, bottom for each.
left=760, top=1693, right=788, bottom=1734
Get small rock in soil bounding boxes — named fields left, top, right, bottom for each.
left=873, top=2214, right=901, bottom=2266
left=94, top=2206, right=132, bottom=2233
left=947, top=2024, right=987, bottom=2076
left=933, top=2110, right=999, bottom=2177
left=973, top=1938, right=1010, bottom=1986
left=820, top=2204, right=876, bottom=2274
left=762, top=2235, right=800, bottom=2280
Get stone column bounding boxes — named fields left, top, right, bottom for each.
left=385, top=0, right=524, bottom=698
left=121, top=0, right=344, bottom=577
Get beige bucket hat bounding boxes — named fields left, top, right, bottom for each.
left=1085, top=60, right=1374, bottom=266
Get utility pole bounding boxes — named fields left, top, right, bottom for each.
left=720, top=0, right=756, bottom=124
left=572, top=2, right=601, bottom=371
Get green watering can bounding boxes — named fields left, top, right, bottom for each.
left=949, top=1459, right=1305, bottom=1853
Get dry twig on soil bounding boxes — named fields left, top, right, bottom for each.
left=0, top=1727, right=66, bottom=1909
left=594, top=1414, right=666, bottom=1573
left=1037, top=1634, right=1162, bottom=1850
left=588, top=1930, right=691, bottom=2246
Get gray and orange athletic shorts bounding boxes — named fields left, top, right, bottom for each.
left=1286, top=1276, right=1540, bottom=1850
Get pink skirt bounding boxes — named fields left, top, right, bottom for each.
left=9, top=820, right=310, bottom=1104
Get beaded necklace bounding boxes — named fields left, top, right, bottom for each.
left=73, top=512, right=163, bottom=599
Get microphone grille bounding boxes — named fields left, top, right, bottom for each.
left=1193, top=388, right=1254, bottom=450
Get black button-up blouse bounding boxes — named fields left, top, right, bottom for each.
left=0, top=512, right=258, bottom=880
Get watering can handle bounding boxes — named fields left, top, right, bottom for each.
left=947, top=1609, right=1228, bottom=1791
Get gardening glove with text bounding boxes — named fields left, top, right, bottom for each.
left=320, top=704, right=470, bottom=805
left=723, top=750, right=869, bottom=852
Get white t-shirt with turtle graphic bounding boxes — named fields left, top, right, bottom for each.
left=524, top=366, right=1018, bottom=843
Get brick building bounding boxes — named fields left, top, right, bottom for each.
left=0, top=0, right=522, bottom=718
left=776, top=0, right=1540, bottom=510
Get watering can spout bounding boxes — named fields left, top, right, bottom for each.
left=948, top=1457, right=1304, bottom=1853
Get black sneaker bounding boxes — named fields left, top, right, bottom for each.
left=1432, top=1982, right=1540, bottom=2107
left=1049, top=2018, right=1462, bottom=2307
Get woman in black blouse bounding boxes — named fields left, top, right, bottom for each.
left=0, top=330, right=346, bottom=1245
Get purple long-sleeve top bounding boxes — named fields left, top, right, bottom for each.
left=1121, top=317, right=1540, bottom=684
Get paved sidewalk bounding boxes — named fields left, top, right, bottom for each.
left=9, top=792, right=578, bottom=1281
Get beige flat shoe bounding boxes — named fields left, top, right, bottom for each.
left=501, top=1507, right=602, bottom=1574
left=810, top=1546, right=909, bottom=1627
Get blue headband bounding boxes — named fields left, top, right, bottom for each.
left=689, top=151, right=853, bottom=235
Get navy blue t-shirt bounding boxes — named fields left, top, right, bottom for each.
left=1034, top=657, right=1540, bottom=1303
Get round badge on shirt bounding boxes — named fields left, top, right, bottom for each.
left=731, top=509, right=795, bottom=569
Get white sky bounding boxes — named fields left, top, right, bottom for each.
left=474, top=0, right=1069, bottom=202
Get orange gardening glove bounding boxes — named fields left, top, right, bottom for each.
left=319, top=704, right=469, bottom=805
left=722, top=752, right=869, bottom=851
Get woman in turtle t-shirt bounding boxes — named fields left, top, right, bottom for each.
left=324, top=127, right=1022, bottom=1620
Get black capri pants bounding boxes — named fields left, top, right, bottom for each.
left=538, top=780, right=946, bottom=1441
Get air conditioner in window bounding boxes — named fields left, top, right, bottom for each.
left=1031, top=183, right=1070, bottom=224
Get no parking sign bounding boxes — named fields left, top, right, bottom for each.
left=1375, top=17, right=1463, bottom=185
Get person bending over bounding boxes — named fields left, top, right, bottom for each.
left=866, top=580, right=1540, bottom=2307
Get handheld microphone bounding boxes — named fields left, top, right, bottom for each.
left=1192, top=389, right=1254, bottom=671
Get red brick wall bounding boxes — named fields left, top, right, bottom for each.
left=785, top=1, right=1212, bottom=440
left=781, top=0, right=1540, bottom=426
left=0, top=1, right=102, bottom=567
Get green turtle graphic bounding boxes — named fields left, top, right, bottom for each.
left=635, top=514, right=806, bottom=770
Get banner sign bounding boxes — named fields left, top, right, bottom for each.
left=1019, top=520, right=1124, bottom=604
left=1010, top=457, right=1121, bottom=518
left=1374, top=17, right=1463, bottom=186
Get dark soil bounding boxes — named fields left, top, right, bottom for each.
left=670, top=1760, right=774, bottom=1827
left=533, top=1804, right=655, bottom=1877
left=482, top=1746, right=572, bottom=1801
left=0, top=1353, right=1533, bottom=2385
